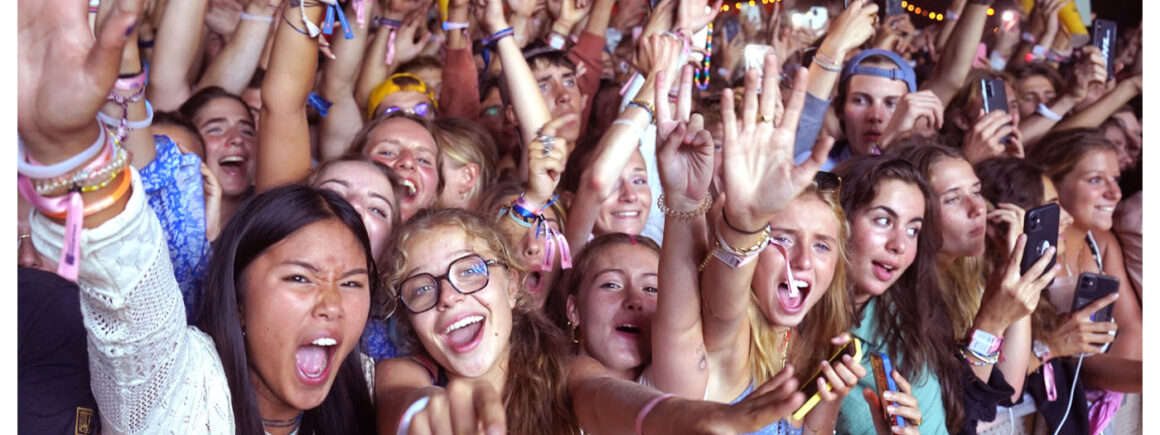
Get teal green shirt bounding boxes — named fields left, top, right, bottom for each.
left=837, top=298, right=950, bottom=434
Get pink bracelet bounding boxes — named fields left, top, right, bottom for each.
left=635, top=393, right=675, bottom=435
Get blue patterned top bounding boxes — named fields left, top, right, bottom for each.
left=361, top=316, right=404, bottom=361
left=139, top=135, right=211, bottom=324
left=731, top=382, right=802, bottom=435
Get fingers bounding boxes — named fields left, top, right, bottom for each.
left=797, top=135, right=836, bottom=177
left=655, top=70, right=673, bottom=123
left=1003, top=234, right=1029, bottom=275
left=758, top=52, right=782, bottom=120
left=1078, top=292, right=1120, bottom=318
left=538, top=113, right=578, bottom=139
left=741, top=67, right=761, bottom=129
left=779, top=66, right=809, bottom=133
left=752, top=364, right=798, bottom=396
left=721, top=88, right=739, bottom=153
left=678, top=64, right=695, bottom=121
left=424, top=394, right=452, bottom=435
left=830, top=333, right=852, bottom=346
left=891, top=370, right=912, bottom=395
left=89, top=0, right=143, bottom=86
left=474, top=383, right=506, bottom=435
left=861, top=388, right=889, bottom=433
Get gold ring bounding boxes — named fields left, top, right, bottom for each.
left=759, top=114, right=775, bottom=123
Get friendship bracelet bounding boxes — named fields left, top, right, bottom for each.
left=240, top=12, right=275, bottom=23
left=18, top=122, right=109, bottom=179
left=483, top=27, right=515, bottom=47
left=625, top=100, right=655, bottom=125
left=442, top=21, right=469, bottom=31
left=635, top=393, right=676, bottom=435
left=657, top=193, right=712, bottom=221
left=1036, top=103, right=1063, bottom=121
left=282, top=13, right=311, bottom=35
left=721, top=212, right=767, bottom=235
left=137, top=38, right=155, bottom=48
left=320, top=0, right=355, bottom=40
left=98, top=100, right=155, bottom=137
left=38, top=167, right=133, bottom=219
left=396, top=396, right=430, bottom=435
left=813, top=51, right=843, bottom=72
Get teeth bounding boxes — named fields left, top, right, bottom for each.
left=444, top=315, right=483, bottom=335
left=400, top=179, right=417, bottom=196
left=788, top=280, right=807, bottom=298
left=220, top=156, right=245, bottom=164
left=1097, top=206, right=1114, bottom=212
left=312, top=337, right=337, bottom=346
left=612, top=211, right=639, bottom=217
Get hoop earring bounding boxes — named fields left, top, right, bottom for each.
left=568, top=321, right=581, bottom=344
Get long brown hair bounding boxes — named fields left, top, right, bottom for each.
left=833, top=155, right=968, bottom=433
left=385, top=208, right=578, bottom=435
left=748, top=185, right=855, bottom=389
left=555, top=233, right=662, bottom=344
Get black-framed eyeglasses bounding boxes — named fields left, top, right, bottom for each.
left=397, top=254, right=506, bottom=313
left=814, top=171, right=841, bottom=192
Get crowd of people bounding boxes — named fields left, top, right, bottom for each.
left=16, top=0, right=1143, bottom=433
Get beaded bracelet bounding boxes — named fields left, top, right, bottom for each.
left=39, top=167, right=133, bottom=219
left=959, top=347, right=999, bottom=366
left=657, top=193, right=712, bottom=221
left=813, top=51, right=843, bottom=72
left=626, top=100, right=655, bottom=125
left=35, top=145, right=130, bottom=197
left=483, top=27, right=515, bottom=47
left=240, top=12, right=275, bottom=23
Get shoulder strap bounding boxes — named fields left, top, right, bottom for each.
left=1084, top=230, right=1104, bottom=274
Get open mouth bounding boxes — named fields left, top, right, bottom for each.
left=1096, top=205, right=1116, bottom=213
left=525, top=271, right=544, bottom=294
left=614, top=323, right=641, bottom=334
left=871, top=261, right=897, bottom=282
left=218, top=156, right=247, bottom=176
left=443, top=315, right=486, bottom=353
left=295, top=337, right=339, bottom=384
left=399, top=179, right=418, bottom=200
left=776, top=279, right=810, bottom=314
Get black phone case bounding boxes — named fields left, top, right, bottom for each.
left=980, top=78, right=1012, bottom=144
left=1071, top=273, right=1118, bottom=323
left=724, top=18, right=741, bottom=42
left=1092, top=19, right=1117, bottom=80
left=1021, top=203, right=1059, bottom=275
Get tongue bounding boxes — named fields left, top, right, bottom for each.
left=448, top=321, right=482, bottom=347
left=778, top=283, right=804, bottom=311
left=295, top=346, right=328, bottom=377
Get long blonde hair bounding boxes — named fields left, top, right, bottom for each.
left=385, top=208, right=578, bottom=435
left=747, top=185, right=855, bottom=386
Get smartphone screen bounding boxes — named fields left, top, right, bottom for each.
left=1021, top=203, right=1059, bottom=275
left=724, top=17, right=741, bottom=42
left=1092, top=19, right=1117, bottom=80
left=870, top=353, right=906, bottom=427
left=1072, top=273, right=1118, bottom=323
left=793, top=338, right=863, bottom=420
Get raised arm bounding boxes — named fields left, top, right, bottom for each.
left=96, top=0, right=157, bottom=168
left=148, top=0, right=208, bottom=110
left=195, top=0, right=281, bottom=95
left=563, top=33, right=679, bottom=253
left=318, top=0, right=377, bottom=160
left=934, top=0, right=968, bottom=51
left=254, top=0, right=326, bottom=191
left=700, top=54, right=830, bottom=356
left=437, top=0, right=482, bottom=120
left=649, top=65, right=713, bottom=398
left=920, top=0, right=990, bottom=104
left=481, top=0, right=554, bottom=178
left=1051, top=75, right=1142, bottom=132
left=1097, top=230, right=1142, bottom=361
left=1019, top=46, right=1106, bottom=148
left=353, top=0, right=432, bottom=108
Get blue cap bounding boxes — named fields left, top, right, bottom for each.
left=840, top=49, right=917, bottom=93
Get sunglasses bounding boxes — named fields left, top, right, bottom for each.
left=382, top=102, right=432, bottom=118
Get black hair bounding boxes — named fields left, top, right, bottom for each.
left=197, top=185, right=378, bottom=435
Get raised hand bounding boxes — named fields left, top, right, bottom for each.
left=551, top=0, right=593, bottom=34
left=863, top=370, right=923, bottom=434
left=676, top=0, right=723, bottom=32
left=526, top=114, right=578, bottom=205
left=19, top=0, right=144, bottom=155
left=719, top=51, right=833, bottom=231
left=657, top=113, right=714, bottom=212
left=483, top=0, right=511, bottom=34
left=986, top=203, right=1026, bottom=260
left=819, top=0, right=878, bottom=58
left=960, top=109, right=1019, bottom=164
left=394, top=12, right=432, bottom=65
left=975, top=234, right=1060, bottom=334
left=879, top=90, right=945, bottom=149
left=1067, top=46, right=1109, bottom=101
left=812, top=335, right=868, bottom=405
left=505, top=0, right=538, bottom=19
left=1028, top=0, right=1067, bottom=45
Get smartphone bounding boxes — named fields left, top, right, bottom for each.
left=884, top=0, right=904, bottom=16
left=807, top=6, right=829, bottom=30
left=1092, top=19, right=1117, bottom=80
left=1071, top=273, right=1118, bottom=323
left=792, top=338, right=863, bottom=421
left=724, top=17, right=741, bottom=42
left=870, top=353, right=906, bottom=427
left=744, top=2, right=763, bottom=26
left=1020, top=203, right=1059, bottom=276
left=744, top=44, right=773, bottom=71
left=979, top=78, right=1012, bottom=144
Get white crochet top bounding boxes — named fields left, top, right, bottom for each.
left=31, top=168, right=236, bottom=433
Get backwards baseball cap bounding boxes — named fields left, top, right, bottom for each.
left=366, top=73, right=438, bottom=121
left=840, top=49, right=917, bottom=93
